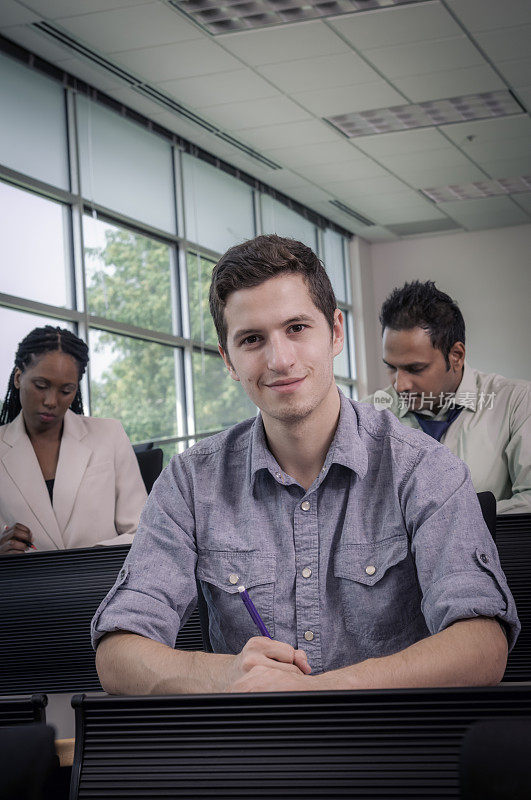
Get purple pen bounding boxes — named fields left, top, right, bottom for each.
left=238, top=585, right=272, bottom=639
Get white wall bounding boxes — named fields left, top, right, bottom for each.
left=358, top=224, right=531, bottom=393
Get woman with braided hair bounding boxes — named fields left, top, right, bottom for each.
left=0, top=326, right=146, bottom=553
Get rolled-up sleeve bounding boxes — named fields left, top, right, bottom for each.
left=404, top=444, right=520, bottom=651
left=91, top=456, right=198, bottom=650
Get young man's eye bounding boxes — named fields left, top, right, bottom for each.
left=242, top=335, right=260, bottom=346
left=289, top=324, right=306, bottom=334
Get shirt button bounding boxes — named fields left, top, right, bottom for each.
left=302, top=567, right=312, bottom=578
left=301, top=501, right=310, bottom=511
left=480, top=553, right=489, bottom=564
left=365, top=565, right=376, bottom=576
left=304, top=630, right=314, bottom=641
left=228, top=573, right=239, bottom=585
left=119, top=568, right=126, bottom=579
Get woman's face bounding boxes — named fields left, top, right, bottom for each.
left=14, top=351, right=79, bottom=435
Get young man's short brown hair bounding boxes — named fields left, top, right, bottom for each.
left=209, top=234, right=337, bottom=354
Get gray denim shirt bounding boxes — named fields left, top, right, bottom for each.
left=92, top=392, right=519, bottom=673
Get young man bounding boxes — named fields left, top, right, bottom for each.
left=365, top=281, right=531, bottom=514
left=92, top=236, right=517, bottom=695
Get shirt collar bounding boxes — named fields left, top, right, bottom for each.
left=249, top=389, right=368, bottom=490
left=453, top=361, right=478, bottom=411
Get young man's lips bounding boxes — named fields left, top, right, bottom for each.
left=267, top=377, right=306, bottom=393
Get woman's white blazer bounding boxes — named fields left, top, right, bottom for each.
left=0, top=410, right=147, bottom=550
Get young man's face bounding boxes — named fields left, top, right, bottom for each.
left=382, top=326, right=464, bottom=411
left=219, top=272, right=344, bottom=428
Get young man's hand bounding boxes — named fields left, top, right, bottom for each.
left=225, top=636, right=311, bottom=690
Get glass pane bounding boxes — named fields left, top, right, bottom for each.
left=77, top=96, right=175, bottom=233
left=261, top=195, right=316, bottom=250
left=84, top=216, right=176, bottom=334
left=192, top=350, right=256, bottom=433
left=187, top=252, right=217, bottom=345
left=0, top=182, right=70, bottom=308
left=0, top=307, right=71, bottom=415
left=336, top=380, right=357, bottom=400
left=89, top=330, right=182, bottom=443
left=323, top=229, right=348, bottom=303
left=0, top=53, right=69, bottom=189
left=334, top=310, right=352, bottom=379
left=182, top=155, right=255, bottom=254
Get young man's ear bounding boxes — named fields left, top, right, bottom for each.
left=332, top=308, right=345, bottom=358
left=449, top=341, right=466, bottom=372
left=218, top=344, right=240, bottom=382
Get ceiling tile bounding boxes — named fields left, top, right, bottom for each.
left=106, top=86, right=172, bottom=118
left=261, top=171, right=315, bottom=191
left=361, top=37, right=484, bottom=79
left=376, top=204, right=449, bottom=225
left=480, top=156, right=531, bottom=179
left=512, top=85, right=531, bottom=108
left=0, top=0, right=40, bottom=25
left=157, top=70, right=279, bottom=109
left=496, top=59, right=531, bottom=89
left=475, top=25, right=531, bottom=63
left=56, top=3, right=203, bottom=54
left=512, top=192, right=531, bottom=214
left=219, top=21, right=348, bottom=66
left=114, top=39, right=241, bottom=82
left=22, top=0, right=145, bottom=18
left=329, top=4, right=461, bottom=49
left=263, top=139, right=368, bottom=167
left=376, top=146, right=480, bottom=171
left=300, top=159, right=388, bottom=183
left=454, top=137, right=531, bottom=164
left=440, top=115, right=531, bottom=145
left=393, top=65, right=505, bottom=103
left=439, top=196, right=530, bottom=229
left=286, top=185, right=334, bottom=204
left=150, top=110, right=219, bottom=144
left=238, top=119, right=340, bottom=150
left=292, top=81, right=405, bottom=116
left=0, top=24, right=74, bottom=61
left=354, top=128, right=450, bottom=158
left=447, top=0, right=531, bottom=32
left=201, top=96, right=311, bottom=131
left=398, top=163, right=488, bottom=187
left=323, top=174, right=412, bottom=199
left=256, top=51, right=382, bottom=93
left=54, top=55, right=124, bottom=91
left=356, top=227, right=398, bottom=242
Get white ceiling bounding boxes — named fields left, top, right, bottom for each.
left=1, top=0, right=531, bottom=241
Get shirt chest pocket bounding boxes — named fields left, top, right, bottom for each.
left=334, top=536, right=422, bottom=643
left=196, top=550, right=276, bottom=648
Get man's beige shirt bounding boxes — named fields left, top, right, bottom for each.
left=364, top=363, right=531, bottom=514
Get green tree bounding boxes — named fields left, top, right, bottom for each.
left=85, top=225, right=255, bottom=449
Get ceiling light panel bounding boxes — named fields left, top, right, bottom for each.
left=169, top=0, right=430, bottom=35
left=327, top=91, right=524, bottom=137
left=422, top=175, right=531, bottom=203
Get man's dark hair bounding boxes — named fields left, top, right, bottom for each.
left=0, top=325, right=89, bottom=425
left=209, top=234, right=337, bottom=354
left=380, top=280, right=465, bottom=368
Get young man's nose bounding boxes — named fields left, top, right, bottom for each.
left=266, top=336, right=296, bottom=372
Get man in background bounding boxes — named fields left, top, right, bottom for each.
left=365, top=280, right=530, bottom=514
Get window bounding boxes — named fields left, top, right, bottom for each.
left=0, top=49, right=355, bottom=453
left=0, top=52, right=69, bottom=190
left=84, top=216, right=177, bottom=335
left=261, top=195, right=317, bottom=250
left=0, top=182, right=71, bottom=308
left=88, top=330, right=182, bottom=444
left=182, top=154, right=255, bottom=253
left=77, top=96, right=176, bottom=233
